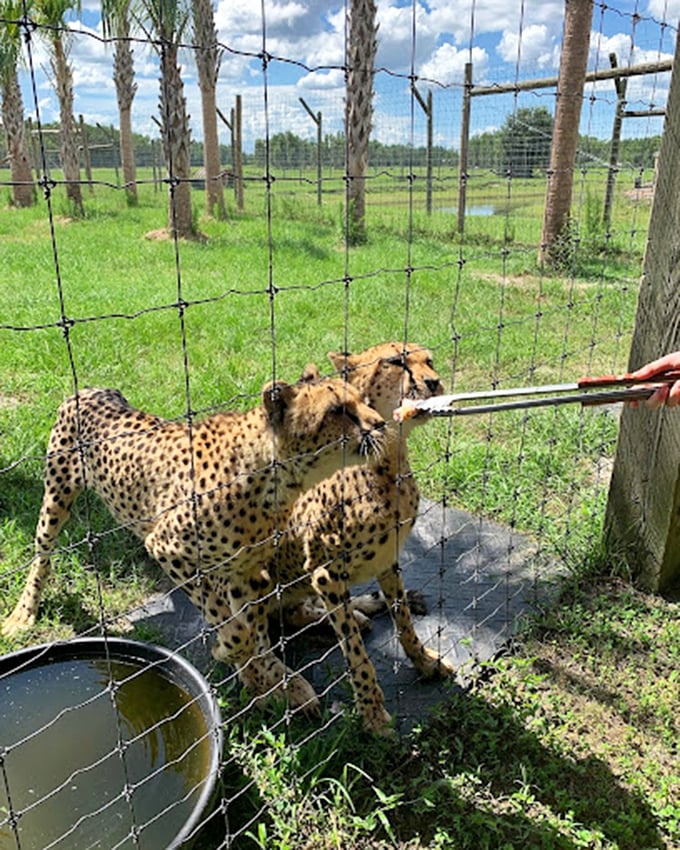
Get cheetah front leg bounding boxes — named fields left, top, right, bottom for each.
left=2, top=486, right=80, bottom=637
left=211, top=576, right=320, bottom=715
left=377, top=563, right=455, bottom=679
left=311, top=562, right=394, bottom=737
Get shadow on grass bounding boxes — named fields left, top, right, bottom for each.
left=0, top=463, right=44, bottom=542
left=387, top=685, right=664, bottom=850
left=196, top=674, right=664, bottom=850
left=0, top=459, right=158, bottom=640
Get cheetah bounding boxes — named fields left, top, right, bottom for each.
left=269, top=343, right=456, bottom=735
left=2, top=378, right=386, bottom=712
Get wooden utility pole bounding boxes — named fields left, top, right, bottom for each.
left=604, top=32, right=680, bottom=592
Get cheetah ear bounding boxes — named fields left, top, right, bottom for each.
left=300, top=363, right=320, bottom=383
left=262, top=380, right=296, bottom=428
left=328, top=351, right=355, bottom=377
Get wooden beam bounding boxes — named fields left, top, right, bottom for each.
left=470, top=58, right=672, bottom=97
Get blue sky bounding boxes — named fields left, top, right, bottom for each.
left=18, top=0, right=678, bottom=151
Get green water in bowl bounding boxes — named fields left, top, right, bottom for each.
left=0, top=656, right=214, bottom=849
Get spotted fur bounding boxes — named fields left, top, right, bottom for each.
left=2, top=378, right=386, bottom=712
left=270, top=342, right=455, bottom=735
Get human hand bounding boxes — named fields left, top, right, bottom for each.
left=625, top=352, right=680, bottom=409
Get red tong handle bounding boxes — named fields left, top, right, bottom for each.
left=576, top=369, right=680, bottom=407
left=577, top=369, right=680, bottom=389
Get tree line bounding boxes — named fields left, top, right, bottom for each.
left=468, top=106, right=660, bottom=176
left=2, top=112, right=660, bottom=180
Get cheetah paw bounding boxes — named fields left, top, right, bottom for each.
left=1, top=608, right=36, bottom=638
left=362, top=706, right=395, bottom=738
left=415, top=648, right=455, bottom=679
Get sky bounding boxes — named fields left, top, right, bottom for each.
left=17, top=0, right=680, bottom=151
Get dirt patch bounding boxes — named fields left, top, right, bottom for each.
left=144, top=228, right=208, bottom=243
left=0, top=394, right=22, bottom=409
left=624, top=184, right=654, bottom=203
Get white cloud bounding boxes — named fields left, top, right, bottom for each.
left=427, top=0, right=564, bottom=45
left=647, top=0, right=680, bottom=18
left=297, top=69, right=345, bottom=90
left=418, top=43, right=488, bottom=85
left=497, top=24, right=559, bottom=68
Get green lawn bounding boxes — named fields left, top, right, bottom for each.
left=215, top=578, right=679, bottom=849
left=1, top=168, right=674, bottom=849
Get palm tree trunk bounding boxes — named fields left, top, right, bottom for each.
left=52, top=36, right=84, bottom=215
left=159, top=40, right=193, bottom=237
left=346, top=0, right=377, bottom=245
left=113, top=33, right=138, bottom=204
left=2, top=66, right=34, bottom=207
left=538, top=0, right=593, bottom=266
left=199, top=78, right=226, bottom=219
left=193, top=0, right=226, bottom=220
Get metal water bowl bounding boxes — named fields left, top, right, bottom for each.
left=0, top=637, right=222, bottom=849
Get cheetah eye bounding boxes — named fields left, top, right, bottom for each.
left=330, top=404, right=361, bottom=428
left=386, top=356, right=405, bottom=368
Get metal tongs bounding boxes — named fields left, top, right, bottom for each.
left=394, top=369, right=680, bottom=420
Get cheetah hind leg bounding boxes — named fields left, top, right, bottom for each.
left=378, top=564, right=455, bottom=679
left=2, top=487, right=80, bottom=637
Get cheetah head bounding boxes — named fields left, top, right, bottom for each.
left=327, top=342, right=444, bottom=427
left=262, top=376, right=386, bottom=486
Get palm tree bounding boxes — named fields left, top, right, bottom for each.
left=345, top=0, right=377, bottom=245
left=192, top=0, right=225, bottom=219
left=0, top=0, right=35, bottom=207
left=34, top=0, right=84, bottom=215
left=135, top=0, right=194, bottom=237
left=538, top=0, right=594, bottom=266
left=101, top=0, right=138, bottom=204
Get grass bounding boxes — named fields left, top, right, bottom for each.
left=206, top=578, right=680, bottom=849
left=1, top=167, right=674, bottom=847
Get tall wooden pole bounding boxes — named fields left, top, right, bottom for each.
left=234, top=94, right=244, bottom=212
left=457, top=62, right=472, bottom=235
left=604, top=32, right=680, bottom=592
left=299, top=97, right=323, bottom=206
left=538, top=0, right=594, bottom=266
left=603, top=53, right=627, bottom=231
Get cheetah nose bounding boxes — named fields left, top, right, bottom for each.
left=425, top=378, right=441, bottom=394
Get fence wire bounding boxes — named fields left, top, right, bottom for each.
left=0, top=0, right=675, bottom=847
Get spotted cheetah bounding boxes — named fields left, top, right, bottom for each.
left=2, top=378, right=386, bottom=712
left=269, top=343, right=456, bottom=735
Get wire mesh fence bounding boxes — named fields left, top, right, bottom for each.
left=0, top=0, right=676, bottom=846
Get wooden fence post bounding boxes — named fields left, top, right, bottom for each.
left=603, top=53, right=627, bottom=231
left=457, top=62, right=472, bottom=235
left=604, top=35, right=680, bottom=592
left=234, top=95, right=244, bottom=212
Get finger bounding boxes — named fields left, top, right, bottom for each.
left=645, top=384, right=670, bottom=409
left=628, top=352, right=680, bottom=381
left=667, top=382, right=680, bottom=407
